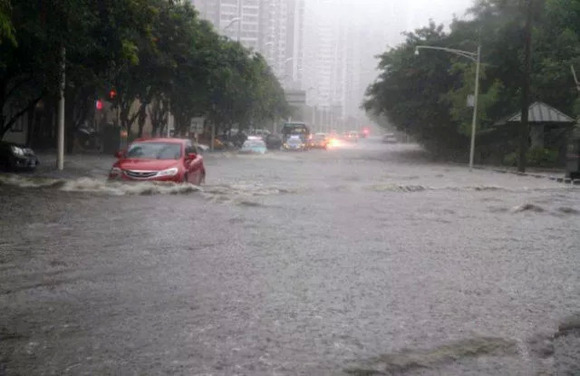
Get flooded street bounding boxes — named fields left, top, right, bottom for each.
left=1, top=138, right=579, bottom=375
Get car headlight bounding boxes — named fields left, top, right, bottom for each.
left=157, top=167, right=179, bottom=177
left=109, top=167, right=122, bottom=178
left=10, top=145, right=25, bottom=156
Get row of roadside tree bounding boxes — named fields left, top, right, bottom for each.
left=364, top=0, right=580, bottom=166
left=0, top=0, right=289, bottom=150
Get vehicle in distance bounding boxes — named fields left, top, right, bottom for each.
left=382, top=133, right=398, bottom=143
left=0, top=142, right=39, bottom=171
left=109, top=138, right=205, bottom=184
left=344, top=131, right=359, bottom=143
left=283, top=135, right=307, bottom=151
left=265, top=133, right=283, bottom=150
left=281, top=122, right=311, bottom=143
left=359, top=127, right=370, bottom=138
left=240, top=137, right=267, bottom=154
left=308, top=133, right=330, bottom=149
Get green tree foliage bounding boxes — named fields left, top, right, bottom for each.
left=364, top=0, right=579, bottom=159
left=0, top=0, right=15, bottom=46
left=0, top=0, right=288, bottom=142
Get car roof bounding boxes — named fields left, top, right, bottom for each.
left=132, top=137, right=186, bottom=144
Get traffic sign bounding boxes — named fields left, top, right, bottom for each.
left=285, top=90, right=306, bottom=106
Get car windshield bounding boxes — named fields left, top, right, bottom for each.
left=126, top=142, right=182, bottom=160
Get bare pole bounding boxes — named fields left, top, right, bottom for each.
left=57, top=47, right=66, bottom=170
left=571, top=65, right=580, bottom=93
left=237, top=0, right=241, bottom=42
left=518, top=0, right=533, bottom=173
left=468, top=46, right=481, bottom=171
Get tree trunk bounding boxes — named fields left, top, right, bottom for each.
left=518, top=0, right=533, bottom=173
left=137, top=103, right=147, bottom=137
left=26, top=105, right=35, bottom=146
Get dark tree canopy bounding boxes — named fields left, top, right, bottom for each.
left=364, top=0, right=579, bottom=160
left=0, top=0, right=289, bottom=142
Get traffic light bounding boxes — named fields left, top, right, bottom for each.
left=109, top=89, right=117, bottom=100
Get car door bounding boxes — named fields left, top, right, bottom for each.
left=184, top=141, right=202, bottom=184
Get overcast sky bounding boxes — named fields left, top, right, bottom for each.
left=315, top=0, right=475, bottom=46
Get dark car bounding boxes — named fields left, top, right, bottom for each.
left=265, top=133, right=283, bottom=150
left=0, top=142, right=39, bottom=171
left=382, top=133, right=398, bottom=144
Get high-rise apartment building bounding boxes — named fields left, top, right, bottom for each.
left=192, top=0, right=304, bottom=89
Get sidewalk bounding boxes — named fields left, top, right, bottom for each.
left=34, top=153, right=116, bottom=179
left=472, top=164, right=580, bottom=184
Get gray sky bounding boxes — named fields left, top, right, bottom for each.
left=318, top=0, right=475, bottom=45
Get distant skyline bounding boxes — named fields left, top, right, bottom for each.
left=190, top=0, right=476, bottom=128
left=301, top=0, right=474, bottom=124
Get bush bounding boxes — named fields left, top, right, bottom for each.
left=527, top=147, right=558, bottom=167
left=502, top=148, right=559, bottom=167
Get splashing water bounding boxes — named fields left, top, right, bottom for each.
left=0, top=174, right=201, bottom=196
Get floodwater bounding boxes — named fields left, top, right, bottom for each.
left=1, top=139, right=579, bottom=375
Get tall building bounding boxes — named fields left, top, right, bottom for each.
left=192, top=0, right=304, bottom=89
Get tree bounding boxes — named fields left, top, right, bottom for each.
left=1, top=0, right=289, bottom=147
left=365, top=0, right=579, bottom=161
left=0, top=0, right=15, bottom=45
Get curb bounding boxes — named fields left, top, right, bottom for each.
left=472, top=165, right=580, bottom=185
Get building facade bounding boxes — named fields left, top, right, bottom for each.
left=192, top=0, right=304, bottom=90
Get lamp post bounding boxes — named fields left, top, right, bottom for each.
left=415, top=45, right=481, bottom=171
left=307, top=86, right=318, bottom=130
left=222, top=17, right=241, bottom=41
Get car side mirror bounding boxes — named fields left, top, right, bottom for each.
left=114, top=150, right=124, bottom=159
left=186, top=152, right=197, bottom=160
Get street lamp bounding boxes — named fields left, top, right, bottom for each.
left=415, top=44, right=481, bottom=171
left=223, top=17, right=240, bottom=31
left=307, top=87, right=318, bottom=129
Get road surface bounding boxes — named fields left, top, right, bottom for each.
left=1, top=138, right=579, bottom=375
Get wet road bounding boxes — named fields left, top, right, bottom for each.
left=1, top=138, right=579, bottom=375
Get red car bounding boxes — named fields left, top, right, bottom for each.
left=108, top=138, right=206, bottom=184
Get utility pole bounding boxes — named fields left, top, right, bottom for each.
left=571, top=65, right=580, bottom=93
left=56, top=47, right=66, bottom=170
left=518, top=0, right=533, bottom=173
left=237, top=0, right=242, bottom=42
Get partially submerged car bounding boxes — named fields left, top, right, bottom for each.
left=240, top=137, right=267, bottom=154
left=0, top=142, right=39, bottom=171
left=308, top=133, right=329, bottom=149
left=344, top=131, right=359, bottom=143
left=109, top=138, right=205, bottom=184
left=382, top=133, right=398, bottom=144
left=265, top=133, right=283, bottom=150
left=283, top=135, right=307, bottom=151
